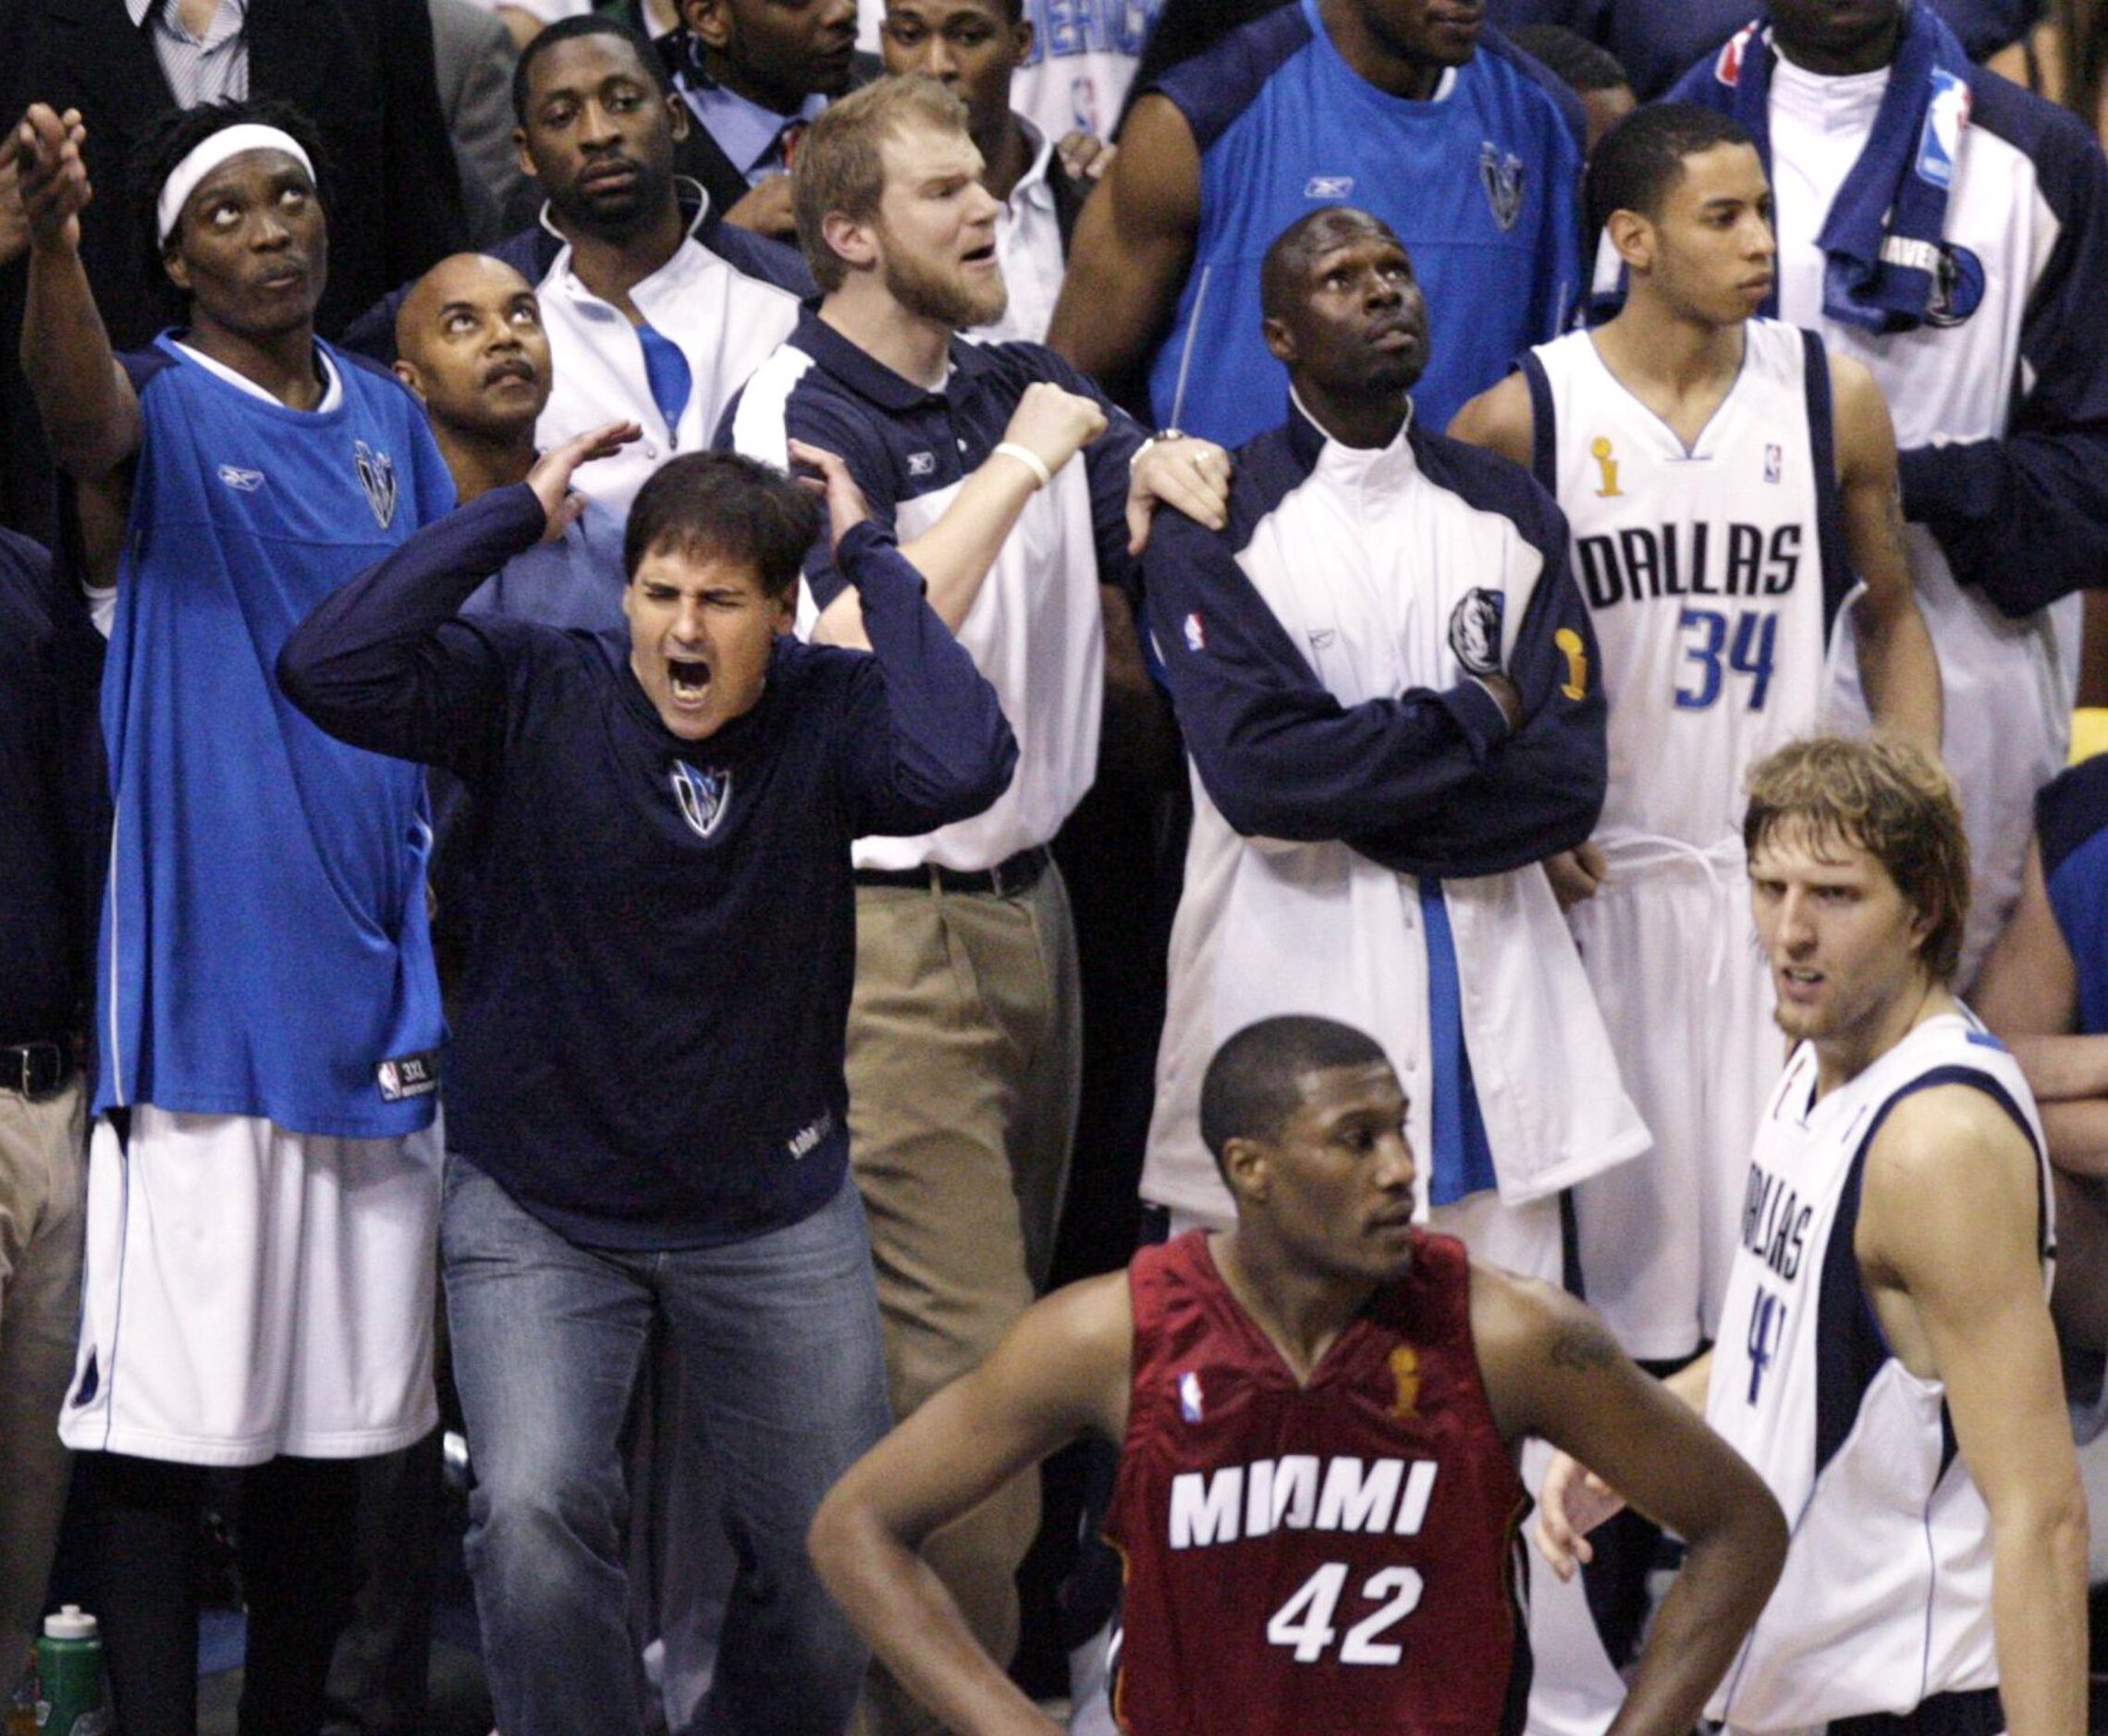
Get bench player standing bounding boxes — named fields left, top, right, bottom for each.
left=1669, top=0, right=2108, bottom=981
left=1451, top=103, right=1941, bottom=1367
left=14, top=98, right=454, bottom=1730
left=811, top=1016, right=1788, bottom=1736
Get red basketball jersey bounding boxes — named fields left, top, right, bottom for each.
left=1103, top=1230, right=1530, bottom=1735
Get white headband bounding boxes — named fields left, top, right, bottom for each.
left=155, top=124, right=316, bottom=245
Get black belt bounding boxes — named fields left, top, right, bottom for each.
left=853, top=845, right=1050, bottom=899
left=1827, top=1687, right=2003, bottom=1736
left=3, top=1040, right=76, bottom=1098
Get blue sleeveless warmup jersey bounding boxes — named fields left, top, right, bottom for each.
left=1146, top=0, right=1584, bottom=448
left=96, top=336, right=453, bottom=1137
left=2039, top=754, right=2108, bottom=1039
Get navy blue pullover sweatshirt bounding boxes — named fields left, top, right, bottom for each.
left=278, top=486, right=1016, bottom=1248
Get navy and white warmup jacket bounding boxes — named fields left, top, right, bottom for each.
left=0, top=526, right=102, bottom=1054
left=1668, top=30, right=2108, bottom=978
left=532, top=211, right=804, bottom=522
left=278, top=487, right=1017, bottom=1249
left=1140, top=400, right=1648, bottom=1224
left=338, top=179, right=815, bottom=365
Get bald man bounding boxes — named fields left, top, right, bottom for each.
left=1142, top=203, right=1630, bottom=1302
left=328, top=253, right=635, bottom=1729
left=1134, top=206, right=1638, bottom=1736
left=394, top=251, right=627, bottom=633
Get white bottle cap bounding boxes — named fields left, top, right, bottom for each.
left=43, top=1605, right=97, bottom=1641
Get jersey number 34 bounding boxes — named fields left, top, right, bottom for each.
left=1675, top=606, right=1778, bottom=712
left=1266, top=1562, right=1425, bottom=1665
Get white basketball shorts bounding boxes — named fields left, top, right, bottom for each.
left=1569, top=852, right=1786, bottom=1361
left=60, top=1105, right=440, bottom=1466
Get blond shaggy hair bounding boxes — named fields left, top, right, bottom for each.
left=793, top=75, right=972, bottom=293
left=1743, top=734, right=1971, bottom=985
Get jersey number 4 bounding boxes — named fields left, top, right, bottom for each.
left=1674, top=607, right=1777, bottom=712
left=1746, top=1288, right=1788, bottom=1404
left=1265, top=1562, right=1424, bottom=1665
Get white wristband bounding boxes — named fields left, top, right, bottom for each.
left=993, top=442, right=1053, bottom=491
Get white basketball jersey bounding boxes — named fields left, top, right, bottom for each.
left=1706, top=1011, right=2052, bottom=1729
left=1523, top=321, right=1845, bottom=847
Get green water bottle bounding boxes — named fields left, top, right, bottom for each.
left=33, top=1608, right=111, bottom=1736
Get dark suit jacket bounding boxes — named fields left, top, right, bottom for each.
left=431, top=0, right=533, bottom=242
left=18, top=0, right=469, bottom=344
left=668, top=105, right=761, bottom=224
left=656, top=38, right=883, bottom=222
left=1, top=0, right=471, bottom=539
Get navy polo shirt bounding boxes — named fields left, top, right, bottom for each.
left=720, top=305, right=1152, bottom=871
left=715, top=304, right=1146, bottom=609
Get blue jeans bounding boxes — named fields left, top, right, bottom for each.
left=442, top=1157, right=890, bottom=1736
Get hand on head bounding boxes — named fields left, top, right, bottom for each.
left=527, top=420, right=642, bottom=535
left=0, top=147, right=24, bottom=268
left=789, top=439, right=872, bottom=555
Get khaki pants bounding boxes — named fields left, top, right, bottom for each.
left=0, top=1073, right=85, bottom=1642
left=848, top=867, right=1081, bottom=1736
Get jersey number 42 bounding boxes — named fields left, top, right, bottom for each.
left=1266, top=1562, right=1425, bottom=1665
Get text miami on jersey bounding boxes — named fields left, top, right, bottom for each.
left=1103, top=1235, right=1532, bottom=1734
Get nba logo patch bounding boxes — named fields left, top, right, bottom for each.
left=670, top=761, right=731, bottom=839
left=1917, top=68, right=1970, bottom=189
left=1764, top=444, right=1783, bottom=484
left=1478, top=143, right=1525, bottom=231
left=1305, top=175, right=1354, bottom=200
left=375, top=1050, right=438, bottom=1102
left=1714, top=24, right=1754, bottom=87
left=1183, top=611, right=1206, bottom=653
left=1070, top=74, right=1101, bottom=137
left=353, top=440, right=398, bottom=530
left=1178, top=1371, right=1204, bottom=1424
